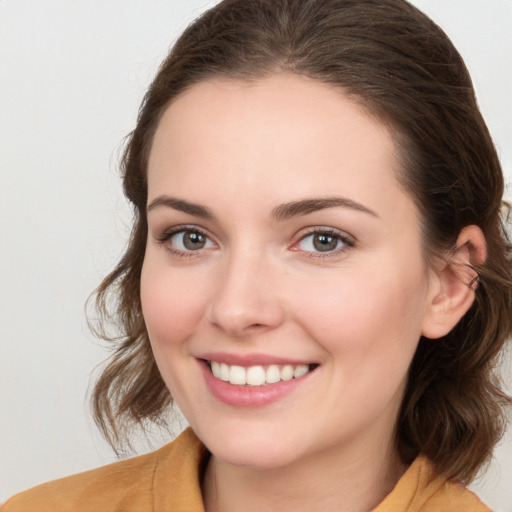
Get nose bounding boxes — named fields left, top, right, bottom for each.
left=206, top=248, right=285, bottom=338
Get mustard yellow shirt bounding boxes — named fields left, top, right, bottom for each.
left=2, top=428, right=491, bottom=512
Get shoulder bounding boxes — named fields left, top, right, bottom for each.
left=424, top=480, right=492, bottom=512
left=1, top=428, right=205, bottom=512
left=375, top=455, right=492, bottom=512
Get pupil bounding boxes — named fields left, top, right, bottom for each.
left=184, top=232, right=205, bottom=250
left=313, top=234, right=337, bottom=252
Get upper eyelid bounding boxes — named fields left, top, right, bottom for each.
left=156, top=226, right=217, bottom=257
left=154, top=226, right=216, bottom=251
left=154, top=224, right=355, bottom=249
left=294, top=226, right=356, bottom=242
left=156, top=224, right=213, bottom=239
left=291, top=227, right=356, bottom=255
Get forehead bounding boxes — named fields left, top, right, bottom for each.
left=147, top=74, right=416, bottom=227
left=150, top=74, right=396, bottom=164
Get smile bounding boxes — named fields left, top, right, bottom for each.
left=208, top=361, right=313, bottom=386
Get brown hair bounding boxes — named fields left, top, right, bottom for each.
left=91, top=0, right=512, bottom=482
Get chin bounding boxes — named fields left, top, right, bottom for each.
left=213, top=443, right=298, bottom=471
left=192, top=420, right=303, bottom=470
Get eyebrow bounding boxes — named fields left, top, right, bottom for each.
left=147, top=196, right=214, bottom=218
left=146, top=195, right=378, bottom=220
left=271, top=196, right=378, bottom=221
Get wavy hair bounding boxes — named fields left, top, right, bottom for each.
left=90, top=0, right=512, bottom=482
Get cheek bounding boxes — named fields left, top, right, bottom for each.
left=140, top=260, right=209, bottom=347
left=293, top=267, right=428, bottom=424
left=290, top=262, right=428, bottom=364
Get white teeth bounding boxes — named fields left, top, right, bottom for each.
left=211, top=361, right=220, bottom=378
left=266, top=365, right=281, bottom=384
left=246, top=365, right=266, bottom=386
left=220, top=363, right=230, bottom=381
left=280, top=365, right=294, bottom=381
left=294, top=364, right=309, bottom=378
left=209, top=361, right=313, bottom=386
left=229, top=365, right=246, bottom=385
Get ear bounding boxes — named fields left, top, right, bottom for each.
left=421, top=225, right=487, bottom=340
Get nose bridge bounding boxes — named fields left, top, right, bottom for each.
left=207, top=241, right=283, bottom=336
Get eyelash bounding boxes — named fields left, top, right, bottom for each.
left=156, top=226, right=355, bottom=259
left=293, top=228, right=355, bottom=259
left=156, top=225, right=216, bottom=258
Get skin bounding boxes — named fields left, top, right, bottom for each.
left=141, top=73, right=481, bottom=512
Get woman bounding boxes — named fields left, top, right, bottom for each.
left=3, top=0, right=511, bottom=510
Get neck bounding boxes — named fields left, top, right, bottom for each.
left=202, top=434, right=405, bottom=512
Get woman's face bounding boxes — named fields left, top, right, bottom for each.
left=141, top=74, right=438, bottom=470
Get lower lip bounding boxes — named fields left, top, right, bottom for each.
left=199, top=360, right=315, bottom=408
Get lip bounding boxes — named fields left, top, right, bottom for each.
left=197, top=356, right=317, bottom=408
left=198, top=351, right=314, bottom=367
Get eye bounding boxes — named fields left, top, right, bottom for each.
left=158, top=227, right=216, bottom=254
left=295, top=229, right=354, bottom=255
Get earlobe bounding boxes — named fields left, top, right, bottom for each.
left=421, top=225, right=486, bottom=340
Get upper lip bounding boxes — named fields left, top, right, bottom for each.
left=198, top=351, right=315, bottom=367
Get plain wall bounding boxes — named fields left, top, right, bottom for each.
left=1, top=1, right=511, bottom=509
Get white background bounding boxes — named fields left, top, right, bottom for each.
left=1, top=1, right=511, bottom=510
